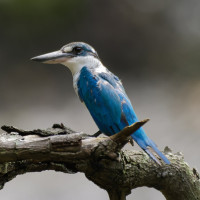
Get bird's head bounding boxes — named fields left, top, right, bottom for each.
left=31, top=42, right=100, bottom=75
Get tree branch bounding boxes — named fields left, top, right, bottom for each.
left=0, top=121, right=199, bottom=200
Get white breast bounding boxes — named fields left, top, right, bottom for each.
left=73, top=71, right=81, bottom=97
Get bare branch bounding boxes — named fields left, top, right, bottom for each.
left=1, top=123, right=76, bottom=137
left=0, top=121, right=199, bottom=200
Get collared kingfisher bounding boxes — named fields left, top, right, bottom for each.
left=31, top=42, right=170, bottom=165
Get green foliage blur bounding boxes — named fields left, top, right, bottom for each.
left=1, top=0, right=200, bottom=80
left=0, top=0, right=85, bottom=36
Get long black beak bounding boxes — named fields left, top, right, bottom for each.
left=31, top=50, right=70, bottom=64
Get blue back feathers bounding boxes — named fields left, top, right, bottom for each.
left=77, top=67, right=170, bottom=165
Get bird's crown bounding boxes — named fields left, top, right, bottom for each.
left=61, top=42, right=99, bottom=59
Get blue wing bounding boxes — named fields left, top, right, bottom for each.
left=77, top=67, right=170, bottom=164
left=77, top=67, right=123, bottom=135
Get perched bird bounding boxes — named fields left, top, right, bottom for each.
left=31, top=42, right=170, bottom=165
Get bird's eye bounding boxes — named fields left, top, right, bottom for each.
left=73, top=47, right=83, bottom=55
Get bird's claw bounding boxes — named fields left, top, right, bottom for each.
left=91, top=130, right=102, bottom=137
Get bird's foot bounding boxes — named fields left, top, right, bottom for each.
left=91, top=130, right=102, bottom=137
left=129, top=137, right=134, bottom=146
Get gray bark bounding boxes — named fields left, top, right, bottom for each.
left=0, top=121, right=199, bottom=200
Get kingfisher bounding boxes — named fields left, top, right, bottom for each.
left=31, top=42, right=170, bottom=165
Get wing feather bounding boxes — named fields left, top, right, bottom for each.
left=77, top=67, right=123, bottom=135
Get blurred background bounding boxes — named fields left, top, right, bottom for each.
left=0, top=0, right=200, bottom=199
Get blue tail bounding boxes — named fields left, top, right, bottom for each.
left=131, top=128, right=170, bottom=165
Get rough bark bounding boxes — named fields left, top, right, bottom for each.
left=0, top=121, right=199, bottom=200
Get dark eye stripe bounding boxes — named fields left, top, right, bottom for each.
left=73, top=47, right=83, bottom=54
